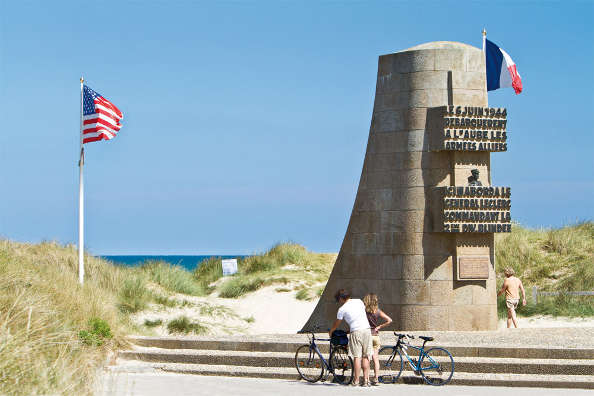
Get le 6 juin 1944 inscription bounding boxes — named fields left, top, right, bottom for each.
left=442, top=106, right=508, bottom=152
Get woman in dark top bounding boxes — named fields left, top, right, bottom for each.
left=363, top=293, right=393, bottom=385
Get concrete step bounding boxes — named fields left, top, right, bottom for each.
left=128, top=336, right=594, bottom=360
left=118, top=347, right=594, bottom=376
left=108, top=361, right=594, bottom=389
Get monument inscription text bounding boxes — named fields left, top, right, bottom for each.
left=441, top=106, right=507, bottom=152
left=441, top=186, right=512, bottom=233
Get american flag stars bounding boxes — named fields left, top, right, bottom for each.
left=81, top=85, right=123, bottom=144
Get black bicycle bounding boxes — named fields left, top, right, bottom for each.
left=295, top=329, right=353, bottom=385
left=378, top=332, right=454, bottom=386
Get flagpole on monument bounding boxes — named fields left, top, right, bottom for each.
left=482, top=28, right=486, bottom=52
left=78, top=76, right=85, bottom=285
left=482, top=29, right=488, bottom=102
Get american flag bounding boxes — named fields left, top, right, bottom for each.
left=82, top=85, right=123, bottom=144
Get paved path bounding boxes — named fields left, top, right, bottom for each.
left=99, top=372, right=593, bottom=396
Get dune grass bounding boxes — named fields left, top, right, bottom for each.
left=193, top=256, right=224, bottom=293
left=0, top=239, right=335, bottom=394
left=140, top=260, right=205, bottom=296
left=495, top=221, right=594, bottom=317
left=143, top=318, right=163, bottom=328
left=118, top=276, right=150, bottom=313
left=0, top=240, right=134, bottom=395
left=195, top=243, right=336, bottom=298
left=166, top=315, right=208, bottom=335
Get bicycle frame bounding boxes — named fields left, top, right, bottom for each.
left=396, top=338, right=440, bottom=372
left=304, top=334, right=337, bottom=374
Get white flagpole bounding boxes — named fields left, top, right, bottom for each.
left=482, top=28, right=486, bottom=53
left=482, top=29, right=488, bottom=104
left=78, top=77, right=85, bottom=285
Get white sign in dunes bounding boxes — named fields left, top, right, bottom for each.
left=222, top=259, right=238, bottom=276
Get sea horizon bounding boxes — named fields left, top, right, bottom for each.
left=101, top=255, right=248, bottom=271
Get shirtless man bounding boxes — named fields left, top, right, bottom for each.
left=497, top=268, right=527, bottom=328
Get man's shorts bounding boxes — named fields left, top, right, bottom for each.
left=371, top=335, right=381, bottom=349
left=348, top=329, right=373, bottom=358
left=506, top=298, right=519, bottom=310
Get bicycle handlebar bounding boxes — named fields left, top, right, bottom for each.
left=394, top=332, right=415, bottom=339
left=297, top=327, right=331, bottom=338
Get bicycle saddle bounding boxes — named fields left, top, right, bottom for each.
left=419, top=336, right=434, bottom=341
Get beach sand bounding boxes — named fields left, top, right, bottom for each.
left=134, top=286, right=594, bottom=336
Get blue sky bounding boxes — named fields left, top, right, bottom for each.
left=1, top=1, right=592, bottom=255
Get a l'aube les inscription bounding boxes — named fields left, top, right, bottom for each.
left=458, top=256, right=490, bottom=280
left=441, top=186, right=512, bottom=233
left=442, top=106, right=507, bottom=152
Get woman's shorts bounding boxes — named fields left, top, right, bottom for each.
left=371, top=335, right=381, bottom=349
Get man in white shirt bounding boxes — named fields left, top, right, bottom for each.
left=329, top=289, right=372, bottom=386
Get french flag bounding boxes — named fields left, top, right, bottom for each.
left=485, top=39, right=522, bottom=94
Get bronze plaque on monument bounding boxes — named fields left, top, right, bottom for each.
left=458, top=256, right=490, bottom=280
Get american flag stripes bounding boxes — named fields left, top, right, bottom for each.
left=82, top=85, right=123, bottom=144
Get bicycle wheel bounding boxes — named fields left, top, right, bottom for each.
left=329, top=346, right=353, bottom=385
left=419, top=347, right=454, bottom=386
left=377, top=346, right=404, bottom=384
left=295, top=344, right=324, bottom=382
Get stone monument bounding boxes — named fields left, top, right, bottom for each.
left=302, top=41, right=512, bottom=331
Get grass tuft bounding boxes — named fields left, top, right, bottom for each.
left=218, top=276, right=268, bottom=298
left=152, top=293, right=178, bottom=307
left=295, top=288, right=311, bottom=301
left=166, top=316, right=208, bottom=335
left=192, top=256, right=223, bottom=292
left=118, top=276, right=150, bottom=313
left=144, top=318, right=163, bottom=327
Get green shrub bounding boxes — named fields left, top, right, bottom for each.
left=118, top=276, right=150, bottom=313
left=166, top=316, right=208, bottom=335
left=78, top=318, right=112, bottom=346
left=89, top=318, right=112, bottom=339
